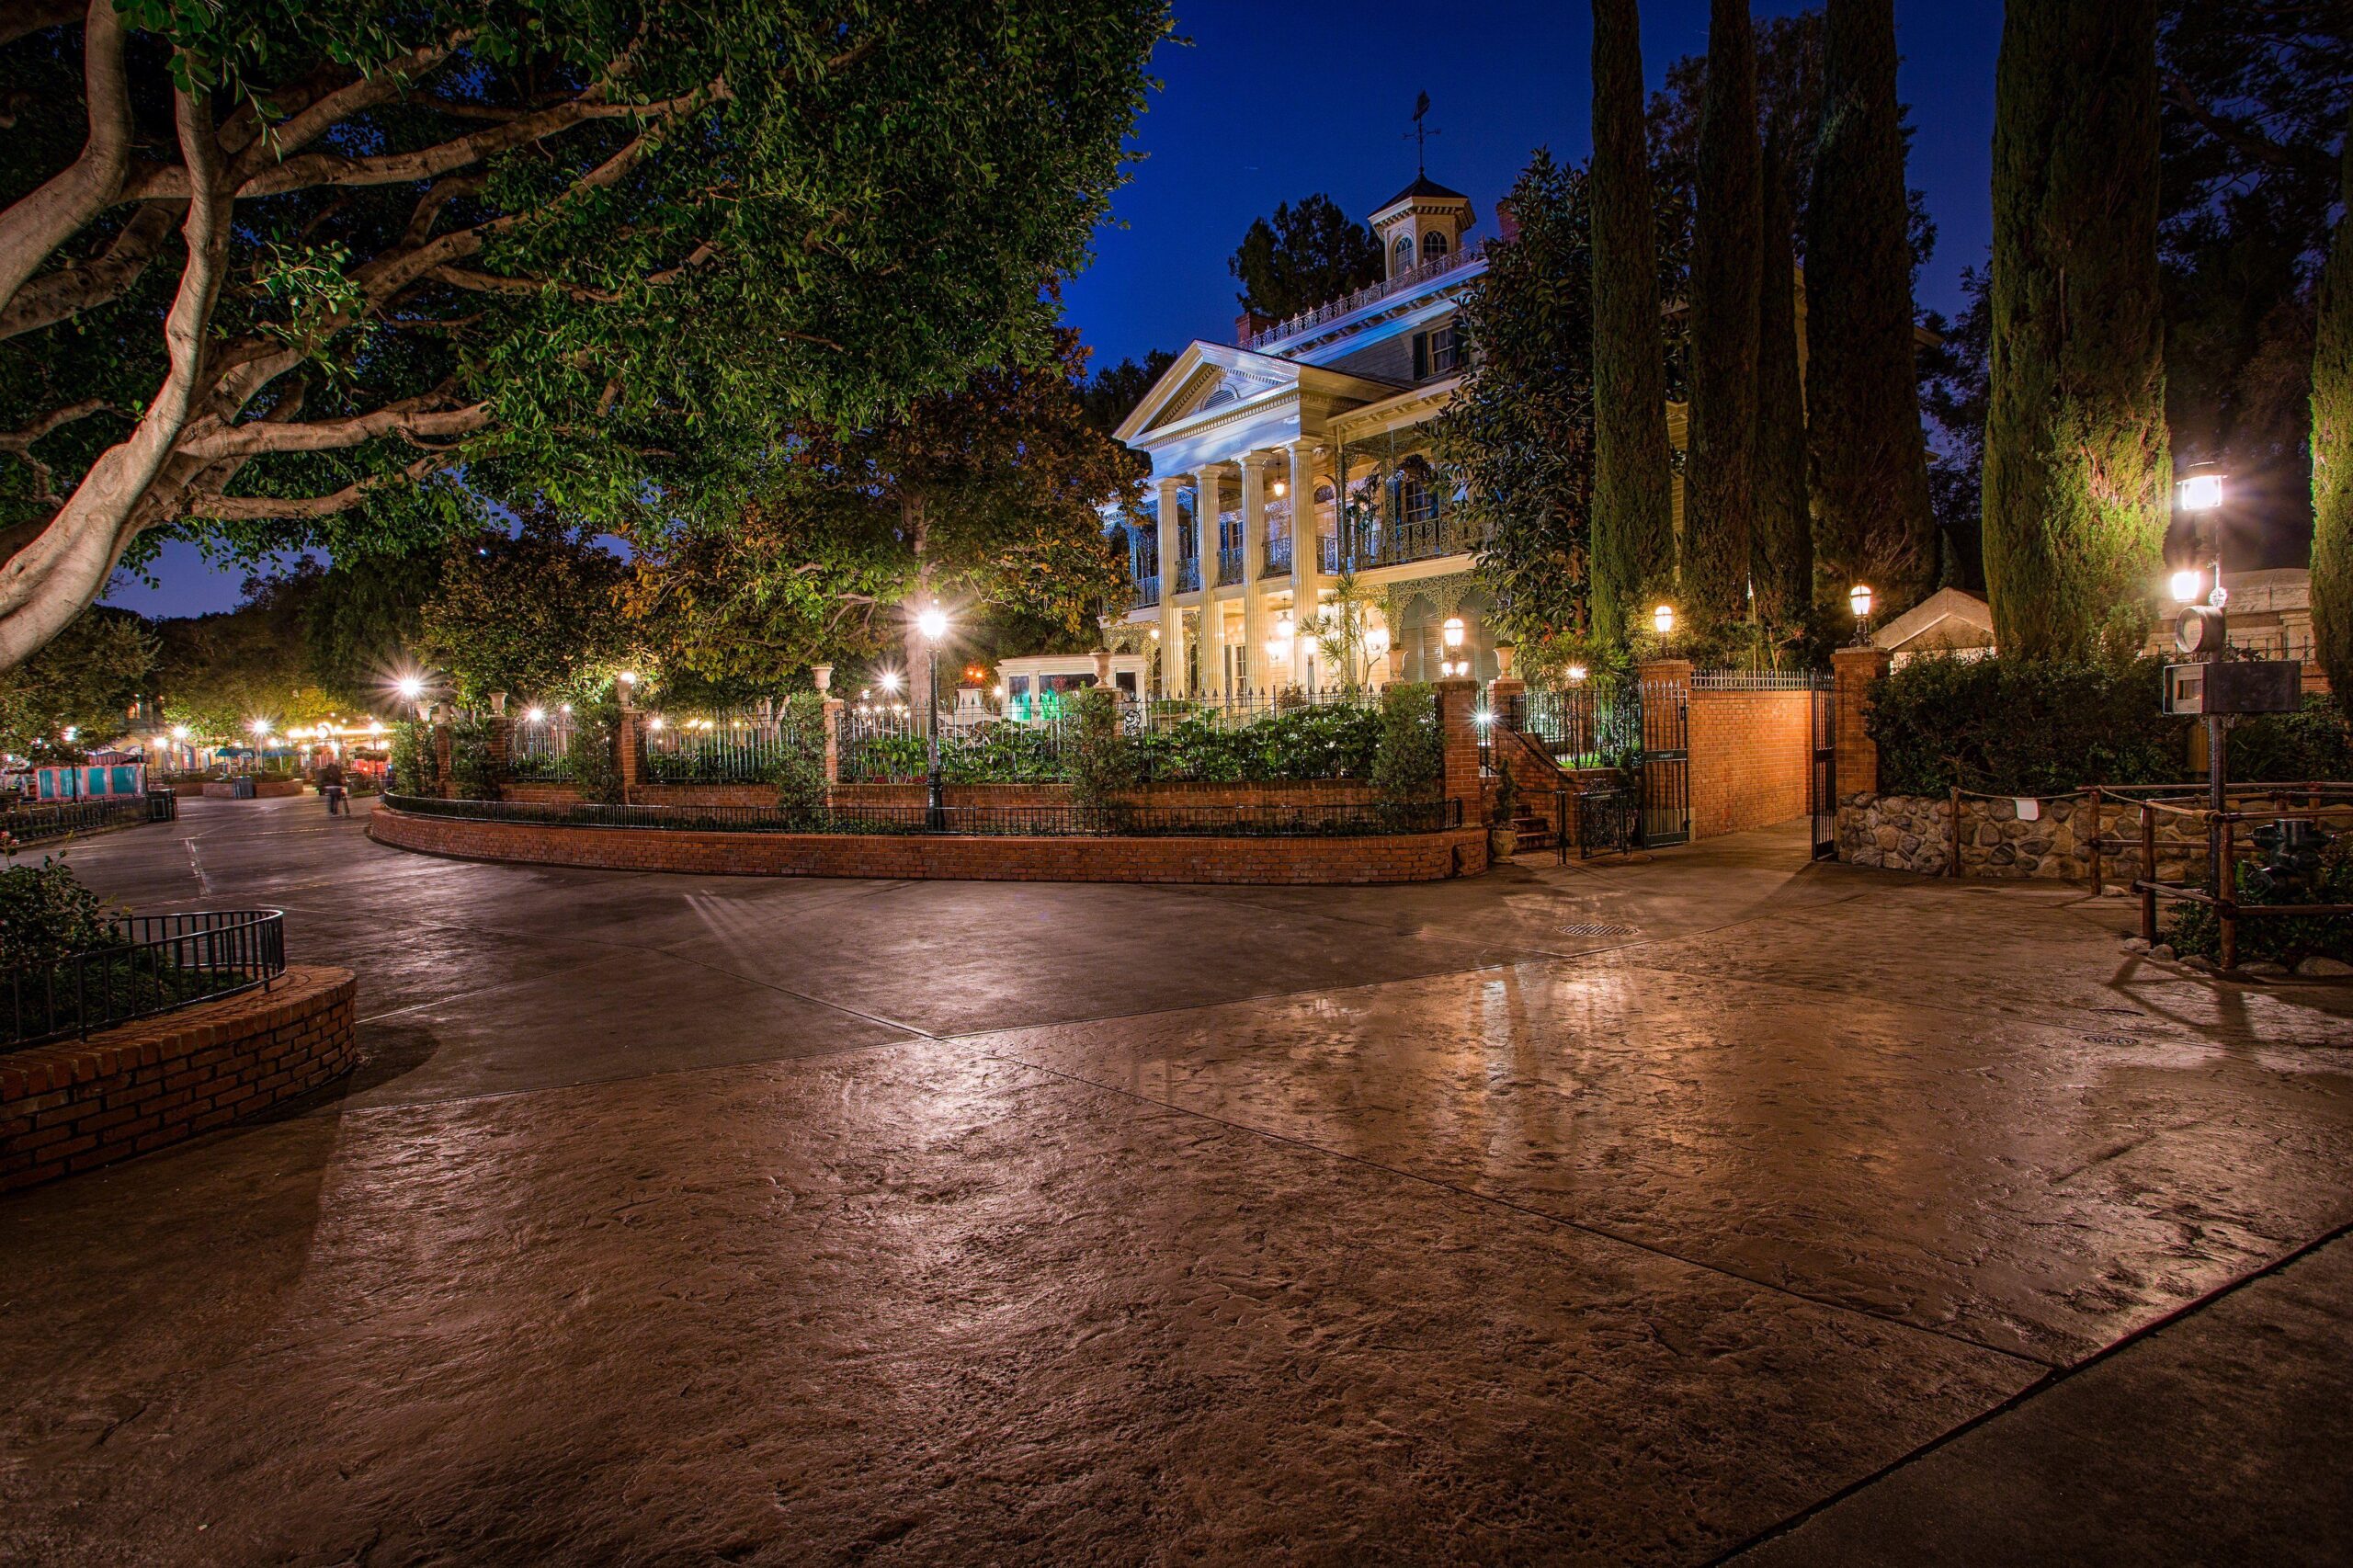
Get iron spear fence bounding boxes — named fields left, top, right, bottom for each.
left=4, top=909, right=285, bottom=1047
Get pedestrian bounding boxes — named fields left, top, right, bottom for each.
left=315, top=754, right=348, bottom=817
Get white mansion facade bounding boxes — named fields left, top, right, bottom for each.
left=1104, top=173, right=1694, bottom=699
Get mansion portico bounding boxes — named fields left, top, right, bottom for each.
left=1104, top=174, right=1693, bottom=698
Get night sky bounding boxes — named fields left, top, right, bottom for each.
left=102, top=0, right=2004, bottom=623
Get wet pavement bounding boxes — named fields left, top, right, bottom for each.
left=6, top=795, right=2349, bottom=1564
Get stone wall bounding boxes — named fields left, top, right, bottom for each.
left=1837, top=792, right=2211, bottom=881
left=0, top=965, right=357, bottom=1191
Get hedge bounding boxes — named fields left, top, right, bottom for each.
left=1867, top=655, right=2353, bottom=796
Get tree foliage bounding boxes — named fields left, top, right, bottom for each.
left=153, top=576, right=346, bottom=737
left=1588, top=0, right=1676, bottom=645
left=1752, top=126, right=1812, bottom=638
left=1682, top=0, right=1761, bottom=630
left=1079, top=347, right=1176, bottom=436
left=639, top=331, right=1135, bottom=715
left=0, top=0, right=1169, bottom=672
left=2314, top=102, right=2353, bottom=713
left=1437, top=152, right=1594, bottom=653
left=2157, top=0, right=2353, bottom=569
left=1227, top=194, right=1382, bottom=324
left=0, top=604, right=155, bottom=758
left=1983, top=0, right=2169, bottom=660
left=1807, top=0, right=1937, bottom=613
left=415, top=512, right=630, bottom=704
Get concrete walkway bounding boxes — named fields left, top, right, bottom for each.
left=6, top=795, right=2348, bottom=1564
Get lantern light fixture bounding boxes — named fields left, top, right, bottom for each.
left=2177, top=465, right=2224, bottom=513
left=525, top=707, right=546, bottom=723
left=170, top=725, right=189, bottom=741
left=1848, top=583, right=1873, bottom=621
left=2169, top=568, right=2203, bottom=605
left=648, top=716, right=665, bottom=732
left=1567, top=664, right=1588, bottom=683
left=1652, top=604, right=1675, bottom=637
left=880, top=671, right=902, bottom=693
left=395, top=676, right=424, bottom=699
left=915, top=605, right=949, bottom=641
left=1441, top=616, right=1465, bottom=650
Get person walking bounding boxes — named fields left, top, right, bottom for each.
left=315, top=754, right=348, bottom=817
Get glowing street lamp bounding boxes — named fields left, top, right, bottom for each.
left=1441, top=616, right=1465, bottom=651
left=879, top=671, right=902, bottom=694
left=912, top=604, right=950, bottom=826
left=2169, top=568, right=2204, bottom=605
left=395, top=676, right=424, bottom=700
left=525, top=707, right=547, bottom=724
left=1567, top=664, right=1588, bottom=684
left=2177, top=466, right=2224, bottom=515
left=170, top=725, right=189, bottom=741
left=1652, top=603, right=1675, bottom=638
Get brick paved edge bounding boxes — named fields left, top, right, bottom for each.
left=0, top=965, right=358, bottom=1193
left=369, top=802, right=1489, bottom=887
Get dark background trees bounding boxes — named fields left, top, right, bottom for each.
left=1227, top=194, right=1382, bottom=324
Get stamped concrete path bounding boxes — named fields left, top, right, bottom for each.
left=6, top=795, right=2349, bottom=1564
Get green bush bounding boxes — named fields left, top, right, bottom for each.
left=1371, top=684, right=1444, bottom=801
left=2227, top=696, right=2353, bottom=784
left=1867, top=655, right=2187, bottom=796
left=1068, top=689, right=1139, bottom=804
left=2167, top=829, right=2353, bottom=967
left=388, top=720, right=434, bottom=794
left=448, top=714, right=501, bottom=801
left=1135, top=704, right=1384, bottom=783
left=771, top=694, right=829, bottom=814
left=0, top=856, right=110, bottom=966
left=570, top=699, right=625, bottom=804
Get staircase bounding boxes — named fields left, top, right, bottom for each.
left=1492, top=724, right=1573, bottom=857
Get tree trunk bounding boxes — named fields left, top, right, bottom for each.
left=1981, top=0, right=2167, bottom=660
left=0, top=1, right=131, bottom=318
left=2313, top=100, right=2353, bottom=713
left=1685, top=0, right=1762, bottom=630
left=1753, top=125, right=1813, bottom=636
left=0, top=85, right=228, bottom=674
left=902, top=491, right=933, bottom=722
left=1806, top=0, right=1938, bottom=617
left=1589, top=0, right=1677, bottom=645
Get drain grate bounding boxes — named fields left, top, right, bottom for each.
left=1560, top=922, right=1639, bottom=937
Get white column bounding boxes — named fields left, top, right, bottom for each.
left=1287, top=440, right=1322, bottom=690
left=1196, top=464, right=1227, bottom=702
left=1154, top=475, right=1183, bottom=698
left=1239, top=453, right=1268, bottom=697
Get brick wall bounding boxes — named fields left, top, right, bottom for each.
left=1687, top=687, right=1813, bottom=839
left=369, top=803, right=1486, bottom=886
left=504, top=779, right=1383, bottom=811
left=0, top=965, right=357, bottom=1192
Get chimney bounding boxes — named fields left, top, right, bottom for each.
left=1235, top=310, right=1276, bottom=345
left=1494, top=199, right=1519, bottom=244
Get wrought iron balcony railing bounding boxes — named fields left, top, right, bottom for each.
left=1265, top=536, right=1292, bottom=574
left=1176, top=558, right=1200, bottom=594
left=1133, top=573, right=1160, bottom=608
left=1216, top=546, right=1243, bottom=584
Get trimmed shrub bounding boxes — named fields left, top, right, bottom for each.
left=388, top=721, right=433, bottom=795
left=447, top=714, right=501, bottom=801
left=1371, top=684, right=1444, bottom=801
left=569, top=699, right=625, bottom=804
left=1867, top=655, right=2184, bottom=796
left=0, top=856, right=109, bottom=966
left=1068, top=689, right=1140, bottom=804
left=2227, top=696, right=2353, bottom=784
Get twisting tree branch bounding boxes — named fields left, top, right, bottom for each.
left=0, top=0, right=133, bottom=316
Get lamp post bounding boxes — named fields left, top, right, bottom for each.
left=1652, top=603, right=1675, bottom=641
left=915, top=604, right=949, bottom=828
left=2177, top=463, right=2229, bottom=889
left=1847, top=583, right=1874, bottom=647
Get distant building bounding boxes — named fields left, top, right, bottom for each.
left=1100, top=174, right=1704, bottom=698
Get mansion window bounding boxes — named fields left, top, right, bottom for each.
left=1411, top=324, right=1461, bottom=381
left=1422, top=230, right=1449, bottom=260
left=1392, top=233, right=1415, bottom=274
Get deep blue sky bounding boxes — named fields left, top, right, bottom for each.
left=104, top=0, right=2002, bottom=622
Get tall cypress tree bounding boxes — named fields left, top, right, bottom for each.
left=1982, top=1, right=2168, bottom=660
left=1589, top=0, right=1677, bottom=644
left=1684, top=0, right=1762, bottom=630
left=1753, top=124, right=1813, bottom=636
left=1806, top=0, right=1937, bottom=613
left=2313, top=101, right=2353, bottom=711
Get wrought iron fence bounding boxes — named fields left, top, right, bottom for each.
left=0, top=796, right=158, bottom=847
left=507, top=712, right=576, bottom=781
left=1500, top=684, right=1644, bottom=770
left=835, top=705, right=923, bottom=782
left=5, top=909, right=285, bottom=1047
left=385, top=793, right=1460, bottom=838
left=644, top=714, right=819, bottom=784
left=1691, top=668, right=1828, bottom=690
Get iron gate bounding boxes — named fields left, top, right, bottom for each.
left=1637, top=669, right=1689, bottom=846
left=1808, top=675, right=1837, bottom=858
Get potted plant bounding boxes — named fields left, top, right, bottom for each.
left=1488, top=763, right=1518, bottom=864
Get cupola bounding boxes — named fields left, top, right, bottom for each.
left=1370, top=176, right=1475, bottom=280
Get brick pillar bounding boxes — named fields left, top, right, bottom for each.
left=1832, top=645, right=1891, bottom=801
left=484, top=716, right=512, bottom=784
left=1436, top=676, right=1482, bottom=824
left=1489, top=675, right=1525, bottom=729
left=430, top=722, right=453, bottom=799
left=616, top=710, right=643, bottom=802
left=822, top=698, right=844, bottom=789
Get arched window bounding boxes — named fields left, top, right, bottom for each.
left=1422, top=230, right=1449, bottom=260
left=1392, top=233, right=1415, bottom=274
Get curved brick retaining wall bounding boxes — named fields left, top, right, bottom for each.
left=0, top=965, right=357, bottom=1192
left=369, top=801, right=1487, bottom=885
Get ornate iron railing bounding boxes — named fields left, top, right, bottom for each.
left=1243, top=241, right=1489, bottom=351
left=4, top=910, right=285, bottom=1047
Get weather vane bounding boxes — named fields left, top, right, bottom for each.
left=1405, top=92, right=1438, bottom=176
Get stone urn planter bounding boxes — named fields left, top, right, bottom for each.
left=1487, top=822, right=1518, bottom=864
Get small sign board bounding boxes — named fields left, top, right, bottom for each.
left=2163, top=661, right=2302, bottom=716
